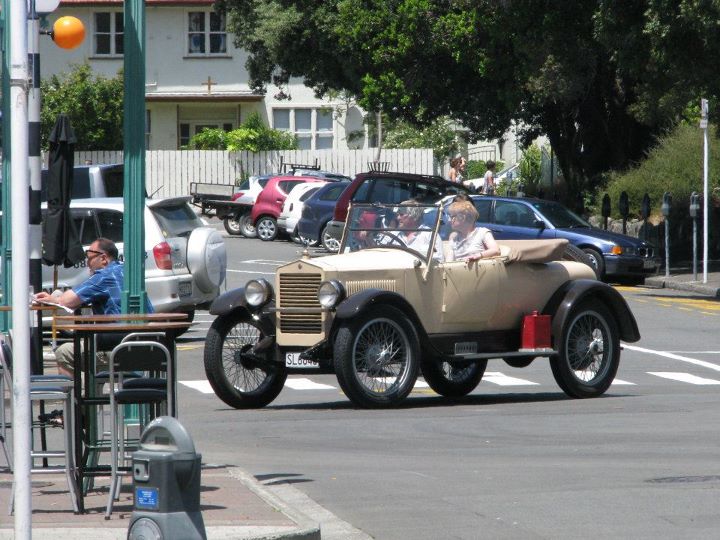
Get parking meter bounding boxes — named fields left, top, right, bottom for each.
left=601, top=194, right=611, bottom=230
left=661, top=192, right=671, bottom=277
left=640, top=193, right=651, bottom=220
left=618, top=191, right=629, bottom=234
left=661, top=192, right=672, bottom=217
left=689, top=192, right=700, bottom=218
left=127, top=416, right=206, bottom=540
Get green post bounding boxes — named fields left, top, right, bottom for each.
left=122, top=0, right=147, bottom=314
left=1, top=0, right=13, bottom=331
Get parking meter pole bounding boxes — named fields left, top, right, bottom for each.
left=619, top=191, right=629, bottom=236
left=702, top=107, right=709, bottom=284
left=690, top=192, right=699, bottom=282
left=601, top=194, right=611, bottom=231
left=662, top=192, right=671, bottom=278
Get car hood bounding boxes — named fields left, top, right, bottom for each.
left=280, top=249, right=423, bottom=273
left=557, top=226, right=651, bottom=247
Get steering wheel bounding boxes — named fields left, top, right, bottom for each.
left=374, top=231, right=406, bottom=246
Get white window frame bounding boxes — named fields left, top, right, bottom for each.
left=186, top=11, right=228, bottom=57
left=272, top=107, right=336, bottom=151
left=92, top=11, right=124, bottom=57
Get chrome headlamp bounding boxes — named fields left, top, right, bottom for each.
left=317, top=280, right=345, bottom=309
left=245, top=279, right=273, bottom=307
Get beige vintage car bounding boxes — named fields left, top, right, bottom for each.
left=204, top=203, right=640, bottom=408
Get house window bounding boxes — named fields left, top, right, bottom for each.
left=179, top=121, right=235, bottom=148
left=94, top=12, right=123, bottom=56
left=188, top=11, right=227, bottom=55
left=272, top=108, right=335, bottom=150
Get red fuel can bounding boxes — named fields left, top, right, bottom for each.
left=521, top=311, right=552, bottom=350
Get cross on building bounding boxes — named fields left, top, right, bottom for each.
left=202, top=76, right=217, bottom=95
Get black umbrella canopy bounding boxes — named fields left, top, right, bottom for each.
left=42, top=114, right=85, bottom=267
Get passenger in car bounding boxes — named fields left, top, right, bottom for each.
left=445, top=200, right=500, bottom=262
left=35, top=237, right=154, bottom=378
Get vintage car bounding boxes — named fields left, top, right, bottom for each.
left=203, top=202, right=640, bottom=409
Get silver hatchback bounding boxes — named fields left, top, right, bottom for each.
left=41, top=197, right=227, bottom=318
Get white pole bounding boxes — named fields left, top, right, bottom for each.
left=10, top=0, right=32, bottom=536
left=702, top=109, right=709, bottom=284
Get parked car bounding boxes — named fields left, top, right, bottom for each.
left=203, top=201, right=640, bottom=409
left=41, top=197, right=227, bottom=320
left=297, top=180, right=351, bottom=251
left=277, top=182, right=326, bottom=239
left=41, top=163, right=131, bottom=201
left=251, top=175, right=330, bottom=241
left=289, top=168, right=351, bottom=182
left=224, top=174, right=276, bottom=237
left=449, top=194, right=659, bottom=281
left=323, top=171, right=470, bottom=250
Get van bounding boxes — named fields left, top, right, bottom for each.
left=40, top=163, right=128, bottom=201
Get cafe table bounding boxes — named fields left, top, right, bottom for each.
left=53, top=312, right=190, bottom=512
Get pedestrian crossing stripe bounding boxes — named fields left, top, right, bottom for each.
left=284, top=378, right=335, bottom=390
left=483, top=372, right=539, bottom=386
left=610, top=378, right=635, bottom=385
left=648, top=372, right=720, bottom=385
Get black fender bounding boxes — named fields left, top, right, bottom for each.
left=334, top=288, right=439, bottom=353
left=542, top=279, right=640, bottom=344
left=208, top=287, right=277, bottom=330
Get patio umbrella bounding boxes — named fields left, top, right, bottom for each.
left=42, top=113, right=84, bottom=269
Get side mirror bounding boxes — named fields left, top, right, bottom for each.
left=533, top=219, right=546, bottom=230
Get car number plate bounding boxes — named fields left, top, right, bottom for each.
left=285, top=352, right=319, bottom=369
left=179, top=282, right=192, bottom=297
left=643, top=259, right=656, bottom=269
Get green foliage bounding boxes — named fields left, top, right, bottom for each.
left=187, top=112, right=297, bottom=151
left=41, top=63, right=124, bottom=150
left=518, top=145, right=542, bottom=189
left=382, top=116, right=459, bottom=161
left=598, top=123, right=720, bottom=219
left=466, top=160, right=485, bottom=180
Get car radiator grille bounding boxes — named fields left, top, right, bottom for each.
left=278, top=273, right=322, bottom=334
left=638, top=246, right=653, bottom=258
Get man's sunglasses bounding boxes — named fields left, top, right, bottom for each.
left=85, top=249, right=106, bottom=258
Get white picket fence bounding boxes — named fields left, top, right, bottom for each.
left=74, top=148, right=438, bottom=199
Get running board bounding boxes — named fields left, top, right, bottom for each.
left=450, top=349, right=558, bottom=361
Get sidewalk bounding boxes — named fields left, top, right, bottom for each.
left=0, top=464, right=320, bottom=539
left=644, top=266, right=720, bottom=298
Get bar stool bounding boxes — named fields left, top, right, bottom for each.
left=0, top=340, right=80, bottom=514
left=105, top=340, right=172, bottom=518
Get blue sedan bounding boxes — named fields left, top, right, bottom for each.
left=297, top=181, right=351, bottom=251
left=452, top=195, right=659, bottom=281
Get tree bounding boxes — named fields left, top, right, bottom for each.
left=216, top=0, right=715, bottom=203
left=41, top=63, right=124, bottom=150
left=187, top=112, right=297, bottom=151
left=382, top=116, right=459, bottom=162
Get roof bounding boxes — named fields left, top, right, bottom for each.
left=145, top=92, right=264, bottom=103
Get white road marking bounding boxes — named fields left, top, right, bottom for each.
left=242, top=259, right=288, bottom=265
left=611, top=379, right=636, bottom=385
left=483, top=371, right=539, bottom=386
left=648, top=372, right=720, bottom=385
left=622, top=343, right=720, bottom=372
left=284, top=378, right=335, bottom=390
left=180, top=380, right=215, bottom=393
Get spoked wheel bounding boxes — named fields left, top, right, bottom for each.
left=334, top=306, right=419, bottom=408
left=256, top=216, right=278, bottom=241
left=223, top=214, right=242, bottom=235
left=204, top=311, right=287, bottom=408
left=550, top=300, right=620, bottom=398
left=239, top=212, right=257, bottom=238
left=420, top=358, right=486, bottom=397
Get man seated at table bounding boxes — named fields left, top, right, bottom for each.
left=35, top=237, right=154, bottom=383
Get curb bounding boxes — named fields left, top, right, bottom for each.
left=645, top=275, right=720, bottom=298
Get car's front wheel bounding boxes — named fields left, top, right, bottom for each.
left=550, top=300, right=620, bottom=398
left=333, top=306, right=419, bottom=408
left=581, top=247, right=605, bottom=279
left=256, top=216, right=278, bottom=241
left=204, top=311, right=287, bottom=408
left=420, top=358, right=486, bottom=397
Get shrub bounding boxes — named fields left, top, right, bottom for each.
left=186, top=112, right=297, bottom=151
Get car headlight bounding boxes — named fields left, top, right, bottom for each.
left=317, top=280, right=345, bottom=309
left=245, top=279, right=273, bottom=307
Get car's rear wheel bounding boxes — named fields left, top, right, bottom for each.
left=239, top=212, right=257, bottom=238
left=581, top=247, right=605, bottom=279
left=204, top=311, right=287, bottom=408
left=321, top=224, right=340, bottom=252
left=256, top=216, right=278, bottom=241
left=550, top=300, right=620, bottom=398
left=334, top=306, right=419, bottom=408
left=420, top=358, right=486, bottom=397
left=223, top=214, right=242, bottom=235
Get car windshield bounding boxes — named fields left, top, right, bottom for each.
left=341, top=202, right=441, bottom=261
left=530, top=200, right=591, bottom=228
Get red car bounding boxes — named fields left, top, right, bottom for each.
left=251, top=175, right=328, bottom=241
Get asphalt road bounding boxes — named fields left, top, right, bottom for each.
left=177, top=224, right=720, bottom=540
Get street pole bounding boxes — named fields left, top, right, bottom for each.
left=0, top=0, right=13, bottom=333
left=122, top=0, right=148, bottom=314
left=9, top=0, right=33, bottom=536
left=700, top=99, right=709, bottom=284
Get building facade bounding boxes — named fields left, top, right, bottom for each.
left=40, top=0, right=369, bottom=151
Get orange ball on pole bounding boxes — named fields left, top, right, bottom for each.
left=52, top=16, right=85, bottom=49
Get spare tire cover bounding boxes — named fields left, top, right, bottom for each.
left=187, top=227, right=227, bottom=293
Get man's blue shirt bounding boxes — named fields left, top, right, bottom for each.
left=74, top=261, right=154, bottom=314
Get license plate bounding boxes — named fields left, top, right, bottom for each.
left=643, top=259, right=656, bottom=269
left=179, top=282, right=192, bottom=297
left=285, top=352, right=319, bottom=369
